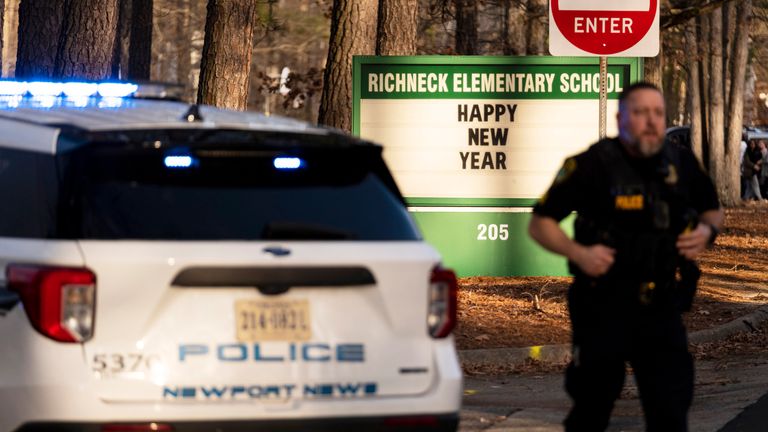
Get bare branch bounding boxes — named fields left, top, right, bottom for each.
left=662, top=0, right=738, bottom=29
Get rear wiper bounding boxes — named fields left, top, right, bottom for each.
left=0, top=285, right=20, bottom=314
left=262, top=222, right=356, bottom=240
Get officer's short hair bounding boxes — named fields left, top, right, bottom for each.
left=619, top=82, right=662, bottom=107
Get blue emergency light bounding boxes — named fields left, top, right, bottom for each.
left=273, top=157, right=305, bottom=170
left=164, top=155, right=196, bottom=169
left=0, top=80, right=139, bottom=98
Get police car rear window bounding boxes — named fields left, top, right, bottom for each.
left=0, top=131, right=419, bottom=241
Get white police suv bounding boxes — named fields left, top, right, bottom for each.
left=0, top=81, right=462, bottom=431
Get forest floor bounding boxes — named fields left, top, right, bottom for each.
left=455, top=205, right=768, bottom=354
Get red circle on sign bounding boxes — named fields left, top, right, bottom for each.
left=551, top=0, right=657, bottom=55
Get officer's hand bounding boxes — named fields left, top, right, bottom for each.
left=573, top=244, right=616, bottom=277
left=676, top=223, right=710, bottom=259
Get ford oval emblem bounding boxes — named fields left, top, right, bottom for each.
left=263, top=246, right=291, bottom=257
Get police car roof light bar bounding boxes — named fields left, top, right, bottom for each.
left=0, top=80, right=139, bottom=98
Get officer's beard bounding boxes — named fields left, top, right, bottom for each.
left=622, top=132, right=664, bottom=158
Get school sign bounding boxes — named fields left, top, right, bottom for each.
left=353, top=56, right=641, bottom=276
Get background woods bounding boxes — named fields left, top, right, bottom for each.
left=1, top=0, right=768, bottom=205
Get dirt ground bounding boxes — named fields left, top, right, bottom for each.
left=456, top=205, right=768, bottom=351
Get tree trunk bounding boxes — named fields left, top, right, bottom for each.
left=54, top=0, right=120, bottom=80
left=128, top=0, right=152, bottom=80
left=503, top=0, right=526, bottom=55
left=643, top=52, right=663, bottom=89
left=453, top=0, right=477, bottom=54
left=15, top=0, right=66, bottom=78
left=685, top=19, right=703, bottom=163
left=377, top=0, right=417, bottom=55
left=197, top=0, right=259, bottom=110
left=698, top=14, right=710, bottom=166
left=722, top=1, right=735, bottom=113
left=525, top=0, right=546, bottom=54
left=175, top=0, right=192, bottom=101
left=744, top=63, right=756, bottom=126
left=707, top=8, right=726, bottom=200
left=0, top=0, right=19, bottom=78
left=0, top=0, right=5, bottom=71
left=111, top=0, right=131, bottom=79
left=2, top=0, right=19, bottom=77
left=318, top=0, right=377, bottom=131
left=723, top=0, right=752, bottom=206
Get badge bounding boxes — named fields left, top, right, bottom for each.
left=664, top=164, right=678, bottom=185
left=615, top=194, right=644, bottom=210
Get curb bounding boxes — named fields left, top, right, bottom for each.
left=458, top=305, right=768, bottom=369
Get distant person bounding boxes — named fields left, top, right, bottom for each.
left=759, top=140, right=768, bottom=198
left=740, top=133, right=748, bottom=197
left=528, top=82, right=724, bottom=432
left=743, top=140, right=763, bottom=201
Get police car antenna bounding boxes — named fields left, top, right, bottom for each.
left=183, top=104, right=204, bottom=123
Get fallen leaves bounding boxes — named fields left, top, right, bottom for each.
left=457, top=207, right=768, bottom=354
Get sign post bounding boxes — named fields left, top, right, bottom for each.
left=549, top=0, right=660, bottom=138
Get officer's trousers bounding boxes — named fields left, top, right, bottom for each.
left=563, top=282, right=694, bottom=432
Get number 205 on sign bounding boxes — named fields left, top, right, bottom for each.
left=477, top=224, right=509, bottom=241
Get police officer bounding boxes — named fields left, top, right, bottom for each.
left=528, top=82, right=724, bottom=432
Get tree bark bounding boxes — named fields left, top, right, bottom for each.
left=0, top=0, right=5, bottom=71
left=111, top=0, right=131, bottom=79
left=15, top=0, right=66, bottom=78
left=128, top=0, right=152, bottom=80
left=377, top=0, right=417, bottom=55
left=54, top=0, right=120, bottom=80
left=722, top=1, right=735, bottom=114
left=698, top=13, right=710, bottom=165
left=744, top=63, right=756, bottom=126
left=197, top=0, right=259, bottom=110
left=525, top=0, right=546, bottom=54
left=174, top=0, right=192, bottom=101
left=723, top=0, right=752, bottom=206
left=685, top=19, right=703, bottom=163
left=643, top=51, right=663, bottom=90
left=453, top=0, right=477, bottom=54
left=2, top=0, right=19, bottom=77
left=707, top=8, right=726, bottom=201
left=318, top=0, right=377, bottom=131
left=503, top=0, right=526, bottom=55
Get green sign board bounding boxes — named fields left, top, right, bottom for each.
left=352, top=56, right=641, bottom=277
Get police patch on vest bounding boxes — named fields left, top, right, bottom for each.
left=664, top=164, right=678, bottom=185
left=615, top=194, right=644, bottom=210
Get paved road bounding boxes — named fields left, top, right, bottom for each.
left=719, top=390, right=768, bottom=432
left=460, top=353, right=768, bottom=431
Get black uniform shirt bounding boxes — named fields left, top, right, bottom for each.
left=534, top=138, right=720, bottom=225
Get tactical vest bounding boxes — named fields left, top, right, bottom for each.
left=572, top=139, right=697, bottom=305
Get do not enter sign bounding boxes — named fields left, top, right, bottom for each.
left=549, top=0, right=659, bottom=56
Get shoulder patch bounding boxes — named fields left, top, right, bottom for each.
left=554, top=158, right=577, bottom=185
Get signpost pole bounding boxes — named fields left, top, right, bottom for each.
left=599, top=56, right=607, bottom=139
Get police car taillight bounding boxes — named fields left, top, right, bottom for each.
left=6, top=265, right=96, bottom=343
left=428, top=266, right=458, bottom=338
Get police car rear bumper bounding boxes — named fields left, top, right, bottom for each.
left=14, top=414, right=460, bottom=432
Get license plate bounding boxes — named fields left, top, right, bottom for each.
left=235, top=299, right=311, bottom=342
